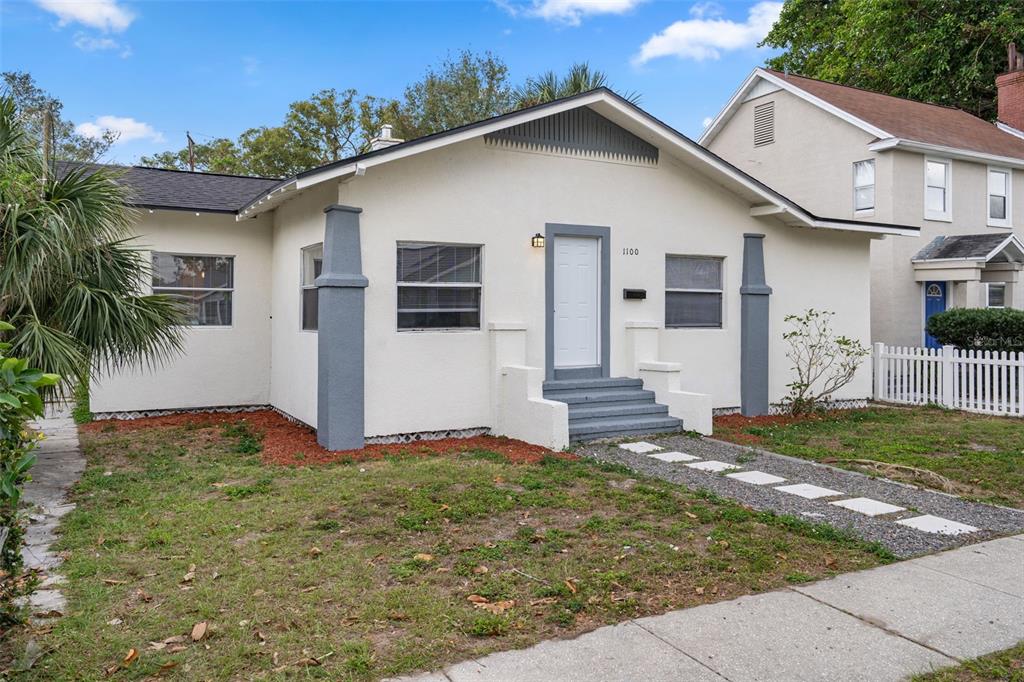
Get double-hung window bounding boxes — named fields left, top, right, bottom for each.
left=853, top=159, right=875, bottom=213
left=987, top=167, right=1011, bottom=228
left=925, top=158, right=952, bottom=221
left=987, top=283, right=1006, bottom=308
left=397, top=242, right=481, bottom=330
left=301, top=243, right=323, bottom=331
left=152, top=253, right=233, bottom=326
left=665, top=256, right=723, bottom=328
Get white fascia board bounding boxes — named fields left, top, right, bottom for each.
left=996, top=121, right=1024, bottom=140
left=807, top=218, right=919, bottom=237
left=237, top=179, right=297, bottom=219
left=867, top=138, right=1024, bottom=169
left=985, top=234, right=1024, bottom=262
left=700, top=68, right=891, bottom=146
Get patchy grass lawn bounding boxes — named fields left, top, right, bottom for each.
left=714, top=406, right=1024, bottom=509
left=4, top=415, right=892, bottom=680
left=913, top=641, right=1024, bottom=681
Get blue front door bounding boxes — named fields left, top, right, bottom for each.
left=924, top=281, right=947, bottom=348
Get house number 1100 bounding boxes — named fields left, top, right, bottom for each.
left=622, top=248, right=639, bottom=256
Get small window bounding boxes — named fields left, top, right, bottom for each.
left=152, top=253, right=234, bottom=326
left=753, top=101, right=774, bottom=147
left=987, top=283, right=1006, bottom=308
left=988, top=168, right=1011, bottom=227
left=397, top=243, right=481, bottom=330
left=301, top=243, right=323, bottom=331
left=925, top=159, right=951, bottom=221
left=666, top=256, right=723, bottom=328
left=853, top=159, right=875, bottom=212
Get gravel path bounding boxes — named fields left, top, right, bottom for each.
left=577, top=434, right=1024, bottom=558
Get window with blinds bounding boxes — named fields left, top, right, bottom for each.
left=753, top=101, right=774, bottom=147
left=665, top=256, right=723, bottom=328
left=152, top=253, right=233, bottom=326
left=396, top=243, right=481, bottom=330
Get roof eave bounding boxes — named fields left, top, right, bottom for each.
left=867, top=138, right=1024, bottom=168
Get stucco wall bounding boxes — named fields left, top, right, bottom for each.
left=308, top=136, right=878, bottom=437
left=90, top=210, right=273, bottom=413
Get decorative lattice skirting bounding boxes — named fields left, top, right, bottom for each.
left=92, top=404, right=271, bottom=421
left=366, top=427, right=490, bottom=445
left=713, top=398, right=870, bottom=417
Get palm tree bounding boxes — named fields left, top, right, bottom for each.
left=512, top=62, right=640, bottom=109
left=0, top=95, right=185, bottom=390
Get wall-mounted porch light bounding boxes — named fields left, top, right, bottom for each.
left=531, top=233, right=545, bottom=248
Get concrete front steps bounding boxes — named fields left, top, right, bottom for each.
left=542, top=377, right=682, bottom=442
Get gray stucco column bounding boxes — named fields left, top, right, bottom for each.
left=316, top=205, right=368, bottom=450
left=740, top=233, right=772, bottom=416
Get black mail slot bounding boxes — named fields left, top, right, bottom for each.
left=623, top=289, right=647, bottom=300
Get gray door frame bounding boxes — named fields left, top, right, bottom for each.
left=545, top=223, right=611, bottom=381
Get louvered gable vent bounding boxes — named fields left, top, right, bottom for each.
left=753, top=101, right=775, bottom=147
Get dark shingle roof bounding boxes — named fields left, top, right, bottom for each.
left=913, top=234, right=1013, bottom=261
left=58, top=162, right=280, bottom=214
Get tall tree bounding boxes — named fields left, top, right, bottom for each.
left=2, top=71, right=117, bottom=162
left=140, top=137, right=246, bottom=175
left=761, top=0, right=1024, bottom=120
left=0, top=95, right=185, bottom=388
left=512, top=62, right=639, bottom=109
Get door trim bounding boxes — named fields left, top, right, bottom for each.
left=545, top=223, right=611, bottom=381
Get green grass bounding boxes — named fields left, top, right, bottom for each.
left=715, top=406, right=1024, bottom=508
left=913, top=641, right=1024, bottom=681
left=2, top=419, right=892, bottom=680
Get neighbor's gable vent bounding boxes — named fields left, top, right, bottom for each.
left=753, top=101, right=775, bottom=147
left=484, top=107, right=658, bottom=166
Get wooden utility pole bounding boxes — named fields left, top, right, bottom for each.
left=187, top=131, right=196, bottom=172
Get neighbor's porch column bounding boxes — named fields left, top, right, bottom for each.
left=740, top=233, right=772, bottom=416
left=316, top=205, right=367, bottom=451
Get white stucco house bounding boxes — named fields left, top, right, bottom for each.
left=87, top=89, right=917, bottom=450
left=701, top=45, right=1024, bottom=348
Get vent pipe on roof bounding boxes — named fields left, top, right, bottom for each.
left=997, top=43, right=1024, bottom=131
left=369, top=124, right=404, bottom=151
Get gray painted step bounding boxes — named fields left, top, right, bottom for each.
left=543, top=377, right=643, bottom=392
left=568, top=402, right=669, bottom=421
left=544, top=389, right=656, bottom=405
left=569, top=415, right=682, bottom=437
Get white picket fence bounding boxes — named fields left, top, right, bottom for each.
left=873, top=343, right=1024, bottom=417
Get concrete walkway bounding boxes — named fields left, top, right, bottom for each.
left=393, top=535, right=1024, bottom=682
left=16, top=412, right=85, bottom=624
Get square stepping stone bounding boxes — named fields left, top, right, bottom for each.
left=775, top=483, right=844, bottom=499
left=897, top=514, right=979, bottom=536
left=648, top=451, right=701, bottom=463
left=830, top=497, right=906, bottom=517
left=726, top=470, right=786, bottom=485
left=618, top=441, right=661, bottom=454
left=685, top=460, right=741, bottom=473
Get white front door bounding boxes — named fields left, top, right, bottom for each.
left=553, top=236, right=600, bottom=368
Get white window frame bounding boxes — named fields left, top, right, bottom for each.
left=151, top=251, right=235, bottom=328
left=300, top=243, right=323, bottom=332
left=986, top=166, right=1012, bottom=228
left=396, top=241, right=483, bottom=333
left=665, top=255, right=725, bottom=330
left=853, top=159, right=875, bottom=215
left=924, top=157, right=952, bottom=222
left=986, top=282, right=1006, bottom=309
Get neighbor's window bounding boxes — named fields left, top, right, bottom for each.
left=925, top=159, right=952, bottom=221
left=152, top=253, right=233, bottom=326
left=853, top=159, right=875, bottom=212
left=988, top=283, right=1006, bottom=308
left=397, top=242, right=481, bottom=330
left=988, top=168, right=1011, bottom=227
left=665, top=256, right=723, bottom=328
left=301, top=243, right=323, bottom=331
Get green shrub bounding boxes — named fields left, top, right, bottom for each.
left=926, top=308, right=1024, bottom=353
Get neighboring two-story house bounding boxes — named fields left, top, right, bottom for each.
left=702, top=46, right=1024, bottom=347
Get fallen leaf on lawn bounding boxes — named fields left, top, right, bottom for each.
left=694, top=587, right=705, bottom=595
left=300, top=586, right=317, bottom=593
left=32, top=609, right=63, bottom=619
left=564, top=579, right=577, bottom=594
left=466, top=594, right=489, bottom=604
left=413, top=553, right=433, bottom=562
left=253, top=589, right=266, bottom=597
left=102, top=578, right=127, bottom=586
left=472, top=565, right=488, bottom=574
left=212, top=571, right=220, bottom=580
left=718, top=540, right=730, bottom=549
left=710, top=585, right=719, bottom=594
left=136, top=589, right=153, bottom=603
left=167, top=645, right=187, bottom=653
left=104, top=663, right=120, bottom=676
left=255, top=630, right=266, bottom=643
left=123, top=649, right=138, bottom=666
left=158, top=661, right=178, bottom=674
left=191, top=621, right=209, bottom=642
left=181, top=564, right=196, bottom=583
left=529, top=597, right=557, bottom=606
left=107, top=617, right=123, bottom=626
left=775, top=553, right=787, bottom=560
left=435, top=566, right=451, bottom=573
left=211, top=482, right=227, bottom=488
left=824, top=555, right=837, bottom=568
left=684, top=511, right=698, bottom=519
left=475, top=599, right=514, bottom=615
left=309, top=546, right=322, bottom=557
left=438, top=504, right=450, bottom=512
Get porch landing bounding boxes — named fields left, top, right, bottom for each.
left=543, top=377, right=682, bottom=442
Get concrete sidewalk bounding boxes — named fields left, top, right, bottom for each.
left=394, top=535, right=1024, bottom=682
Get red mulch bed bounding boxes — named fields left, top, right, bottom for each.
left=82, top=409, right=565, bottom=466
left=712, top=412, right=828, bottom=446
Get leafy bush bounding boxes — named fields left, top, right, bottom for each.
left=925, top=308, right=1024, bottom=353
left=782, top=309, right=869, bottom=416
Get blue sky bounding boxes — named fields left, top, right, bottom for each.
left=1, top=0, right=782, bottom=166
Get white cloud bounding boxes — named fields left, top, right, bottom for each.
left=76, top=115, right=164, bottom=144
left=633, top=1, right=782, bottom=64
left=688, top=1, right=723, bottom=19
left=496, top=0, right=644, bottom=26
left=72, top=31, right=131, bottom=56
left=702, top=116, right=713, bottom=128
left=35, top=0, right=135, bottom=32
